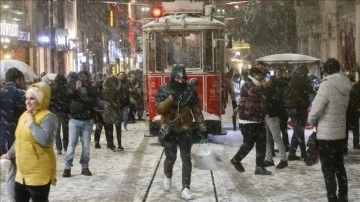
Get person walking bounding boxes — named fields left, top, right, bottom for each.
left=63, top=70, right=97, bottom=177
left=155, top=65, right=207, bottom=200
left=0, top=68, right=26, bottom=202
left=49, top=73, right=70, bottom=155
left=230, top=66, right=272, bottom=175
left=308, top=58, right=351, bottom=202
left=2, top=81, right=58, bottom=201
left=284, top=65, right=313, bottom=160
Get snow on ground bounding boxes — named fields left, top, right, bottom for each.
left=1, top=116, right=360, bottom=201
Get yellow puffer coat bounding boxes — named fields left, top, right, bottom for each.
left=15, top=82, right=57, bottom=186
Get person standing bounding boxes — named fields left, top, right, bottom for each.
left=155, top=65, right=207, bottom=200
left=2, top=81, right=58, bottom=201
left=263, top=76, right=288, bottom=169
left=230, top=70, right=244, bottom=131
left=344, top=72, right=360, bottom=152
left=0, top=68, right=26, bottom=202
left=92, top=73, right=107, bottom=149
left=63, top=70, right=97, bottom=177
left=49, top=73, right=70, bottom=155
left=308, top=58, right=351, bottom=202
left=273, top=68, right=290, bottom=151
left=284, top=65, right=313, bottom=160
left=102, top=75, right=125, bottom=151
left=118, top=72, right=130, bottom=131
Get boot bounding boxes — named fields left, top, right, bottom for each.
left=116, top=132, right=124, bottom=151
left=95, top=142, right=101, bottom=149
left=104, top=124, right=115, bottom=150
left=232, top=116, right=237, bottom=131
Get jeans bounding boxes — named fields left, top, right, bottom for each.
left=164, top=131, right=192, bottom=189
left=55, top=112, right=69, bottom=151
left=318, top=140, right=348, bottom=202
left=287, top=108, right=307, bottom=156
left=233, top=122, right=266, bottom=168
left=64, top=119, right=93, bottom=169
left=265, top=116, right=286, bottom=161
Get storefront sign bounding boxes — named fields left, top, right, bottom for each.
left=18, top=31, right=30, bottom=41
left=0, top=22, right=18, bottom=37
left=55, top=28, right=68, bottom=48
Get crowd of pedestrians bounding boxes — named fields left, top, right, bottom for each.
left=229, top=58, right=360, bottom=202
left=0, top=58, right=359, bottom=201
left=0, top=68, right=146, bottom=201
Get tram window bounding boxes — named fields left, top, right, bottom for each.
left=204, top=30, right=213, bottom=72
left=153, top=32, right=201, bottom=72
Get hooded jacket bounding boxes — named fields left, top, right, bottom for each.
left=15, top=82, right=58, bottom=186
left=308, top=73, right=352, bottom=140
left=155, top=65, right=206, bottom=133
left=102, top=75, right=123, bottom=124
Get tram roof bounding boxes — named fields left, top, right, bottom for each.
left=142, top=14, right=226, bottom=32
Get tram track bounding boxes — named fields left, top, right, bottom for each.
left=142, top=147, right=219, bottom=202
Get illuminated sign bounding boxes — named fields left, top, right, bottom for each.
left=0, top=22, right=18, bottom=37
left=18, top=31, right=30, bottom=41
left=108, top=10, right=115, bottom=27
left=55, top=28, right=68, bottom=48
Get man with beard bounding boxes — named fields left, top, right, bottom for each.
left=155, top=65, right=207, bottom=200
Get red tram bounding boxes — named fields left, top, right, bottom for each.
left=142, top=0, right=228, bottom=135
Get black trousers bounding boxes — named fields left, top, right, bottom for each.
left=163, top=131, right=192, bottom=190
left=14, top=181, right=51, bottom=202
left=287, top=108, right=307, bottom=156
left=318, top=140, right=348, bottom=202
left=233, top=122, right=266, bottom=168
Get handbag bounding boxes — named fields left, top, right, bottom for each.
left=304, top=128, right=319, bottom=166
left=191, top=138, right=223, bottom=171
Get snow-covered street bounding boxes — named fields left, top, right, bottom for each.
left=1, top=110, right=360, bottom=202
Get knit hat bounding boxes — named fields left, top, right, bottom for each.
left=27, top=86, right=44, bottom=103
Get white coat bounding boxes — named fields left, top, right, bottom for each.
left=308, top=73, right=352, bottom=140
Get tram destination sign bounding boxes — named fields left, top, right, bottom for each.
left=162, top=0, right=204, bottom=15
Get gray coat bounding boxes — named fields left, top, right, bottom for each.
left=308, top=73, right=352, bottom=140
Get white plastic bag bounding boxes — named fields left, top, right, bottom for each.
left=192, top=138, right=223, bottom=171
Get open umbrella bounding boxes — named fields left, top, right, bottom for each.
left=0, top=59, right=38, bottom=83
left=255, top=53, right=320, bottom=64
left=41, top=73, right=57, bottom=84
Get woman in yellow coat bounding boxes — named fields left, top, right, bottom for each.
left=5, top=81, right=58, bottom=201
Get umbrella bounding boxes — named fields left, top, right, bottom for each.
left=0, top=59, right=38, bottom=83
left=41, top=73, right=57, bottom=84
left=255, top=53, right=320, bottom=64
